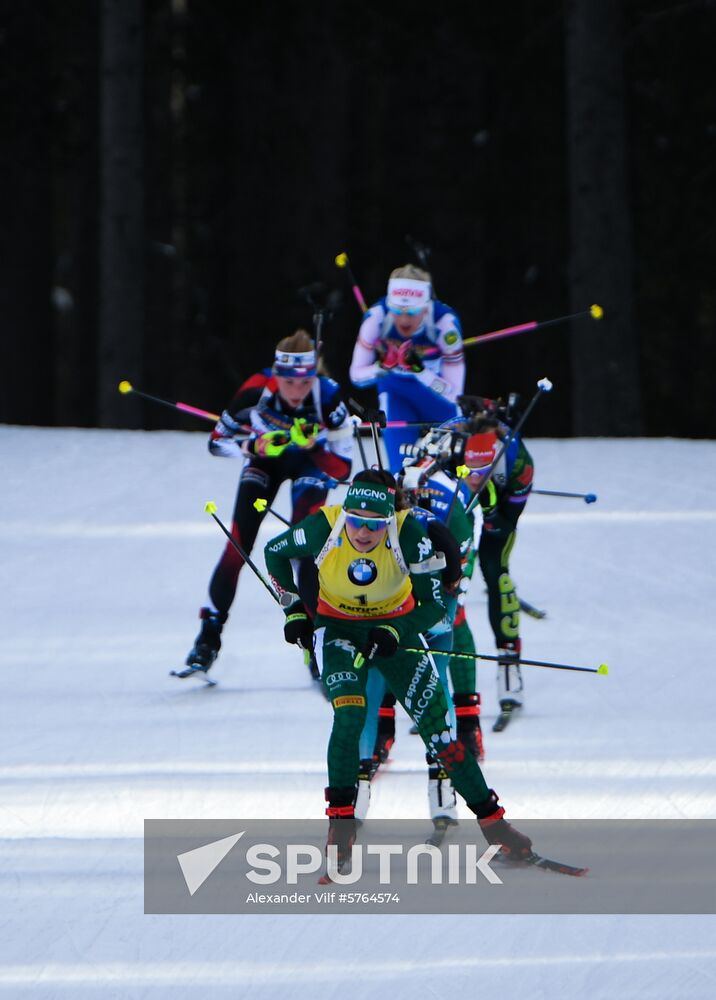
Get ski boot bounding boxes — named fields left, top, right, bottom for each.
left=321, top=787, right=357, bottom=881
left=454, top=692, right=485, bottom=761
left=426, top=756, right=459, bottom=846
left=372, top=693, right=396, bottom=765
left=471, top=789, right=533, bottom=860
left=493, top=642, right=523, bottom=731
left=354, top=759, right=375, bottom=825
left=183, top=607, right=227, bottom=675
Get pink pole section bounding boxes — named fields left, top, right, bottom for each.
left=176, top=401, right=221, bottom=422
left=352, top=284, right=367, bottom=313
left=462, top=320, right=538, bottom=347
left=421, top=320, right=539, bottom=359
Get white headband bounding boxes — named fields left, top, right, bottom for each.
left=386, top=277, right=431, bottom=312
left=273, top=349, right=317, bottom=377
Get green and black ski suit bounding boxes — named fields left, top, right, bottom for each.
left=264, top=505, right=491, bottom=803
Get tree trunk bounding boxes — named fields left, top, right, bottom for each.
left=0, top=7, right=54, bottom=425
left=565, top=0, right=643, bottom=435
left=97, top=0, right=145, bottom=427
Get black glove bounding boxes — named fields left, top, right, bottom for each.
left=480, top=508, right=511, bottom=537
left=361, top=624, right=400, bottom=661
left=397, top=341, right=424, bottom=372
left=283, top=607, right=314, bottom=650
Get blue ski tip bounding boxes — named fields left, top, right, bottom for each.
left=584, top=493, right=597, bottom=504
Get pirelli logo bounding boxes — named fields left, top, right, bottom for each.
left=333, top=695, right=366, bottom=708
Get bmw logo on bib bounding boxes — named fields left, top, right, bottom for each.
left=348, top=558, right=377, bottom=586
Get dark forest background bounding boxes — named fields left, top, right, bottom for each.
left=1, top=0, right=714, bottom=437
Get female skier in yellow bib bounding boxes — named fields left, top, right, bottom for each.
left=263, top=468, right=536, bottom=873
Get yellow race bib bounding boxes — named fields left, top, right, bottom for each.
left=317, top=507, right=413, bottom=619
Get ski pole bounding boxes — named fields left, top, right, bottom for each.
left=118, top=380, right=223, bottom=425
left=351, top=416, right=370, bottom=469
left=204, top=502, right=281, bottom=605
left=349, top=397, right=387, bottom=470
left=366, top=411, right=386, bottom=472
left=465, top=377, right=553, bottom=516
left=518, top=597, right=547, bottom=619
left=358, top=420, right=441, bottom=429
left=335, top=252, right=368, bottom=313
left=421, top=304, right=604, bottom=358
left=252, top=498, right=290, bottom=526
left=532, top=488, right=598, bottom=503
left=298, top=283, right=342, bottom=360
left=350, top=400, right=462, bottom=432
left=253, top=478, right=353, bottom=528
left=401, top=647, right=608, bottom=675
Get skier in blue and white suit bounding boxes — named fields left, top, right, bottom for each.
left=349, top=264, right=465, bottom=472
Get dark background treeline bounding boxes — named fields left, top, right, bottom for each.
left=1, top=0, right=714, bottom=437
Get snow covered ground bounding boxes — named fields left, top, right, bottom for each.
left=1, top=426, right=715, bottom=998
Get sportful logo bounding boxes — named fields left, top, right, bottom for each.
left=293, top=528, right=306, bottom=546
left=404, top=653, right=432, bottom=710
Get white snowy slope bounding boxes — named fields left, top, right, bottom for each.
left=1, top=426, right=715, bottom=999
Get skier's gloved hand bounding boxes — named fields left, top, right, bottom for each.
left=353, top=625, right=400, bottom=668
left=289, top=418, right=320, bottom=449
left=472, top=789, right=533, bottom=860
left=209, top=409, right=249, bottom=457
left=283, top=607, right=314, bottom=650
left=471, top=478, right=498, bottom=518
left=442, top=575, right=463, bottom=596
left=376, top=342, right=400, bottom=370
left=481, top=508, right=514, bottom=538
left=253, top=430, right=291, bottom=458
left=214, top=409, right=245, bottom=438
left=397, top=341, right=424, bottom=372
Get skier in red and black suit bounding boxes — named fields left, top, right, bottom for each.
left=182, top=330, right=353, bottom=679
